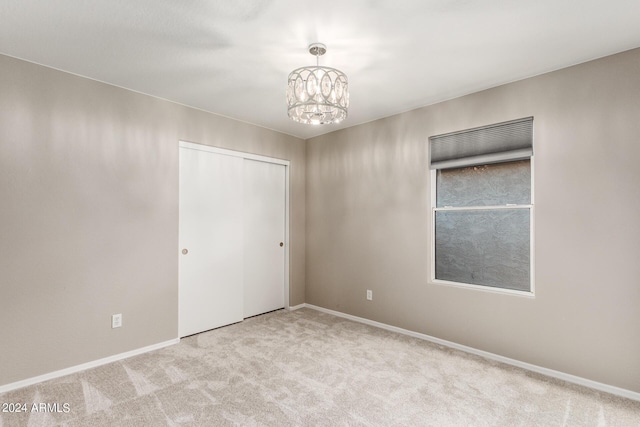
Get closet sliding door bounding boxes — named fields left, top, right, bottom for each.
left=179, top=148, right=244, bottom=337
left=179, top=142, right=288, bottom=338
left=243, top=159, right=286, bottom=318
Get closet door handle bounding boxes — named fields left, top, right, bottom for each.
left=279, top=242, right=284, bottom=247
left=182, top=248, right=189, bottom=255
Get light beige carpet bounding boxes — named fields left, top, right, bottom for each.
left=1, top=308, right=639, bottom=426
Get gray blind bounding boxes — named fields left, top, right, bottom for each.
left=429, top=117, right=533, bottom=170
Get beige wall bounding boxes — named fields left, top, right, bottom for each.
left=306, top=48, right=640, bottom=393
left=0, top=54, right=305, bottom=386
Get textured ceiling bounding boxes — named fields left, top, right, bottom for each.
left=2, top=0, right=640, bottom=139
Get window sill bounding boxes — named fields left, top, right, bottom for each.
left=428, top=279, right=535, bottom=298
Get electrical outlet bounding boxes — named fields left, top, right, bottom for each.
left=112, top=313, right=122, bottom=329
left=366, top=290, right=373, bottom=301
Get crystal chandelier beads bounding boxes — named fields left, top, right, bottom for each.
left=286, top=43, right=349, bottom=125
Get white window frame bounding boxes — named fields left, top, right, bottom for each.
left=429, top=157, right=535, bottom=297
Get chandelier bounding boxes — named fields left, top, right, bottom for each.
left=286, top=43, right=349, bottom=125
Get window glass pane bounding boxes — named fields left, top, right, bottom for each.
left=435, top=209, right=530, bottom=291
left=436, top=160, right=530, bottom=207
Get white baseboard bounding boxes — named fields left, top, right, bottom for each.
left=303, top=304, right=640, bottom=402
left=0, top=338, right=180, bottom=395
left=288, top=303, right=306, bottom=311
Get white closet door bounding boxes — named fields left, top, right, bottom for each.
left=243, top=159, right=286, bottom=318
left=179, top=148, right=244, bottom=337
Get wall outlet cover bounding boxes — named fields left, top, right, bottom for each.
left=112, top=314, right=122, bottom=328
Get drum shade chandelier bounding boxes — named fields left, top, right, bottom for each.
left=286, top=43, right=349, bottom=125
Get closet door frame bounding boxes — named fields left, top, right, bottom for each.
left=178, top=140, right=290, bottom=312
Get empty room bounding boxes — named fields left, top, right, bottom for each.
left=1, top=1, right=639, bottom=425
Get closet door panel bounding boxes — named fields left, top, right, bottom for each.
left=243, top=159, right=286, bottom=318
left=179, top=148, right=244, bottom=337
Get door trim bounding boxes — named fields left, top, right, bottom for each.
left=178, top=141, right=291, bottom=312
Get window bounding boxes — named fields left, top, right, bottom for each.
left=429, top=118, right=534, bottom=295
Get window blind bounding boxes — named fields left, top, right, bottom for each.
left=429, top=117, right=533, bottom=170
